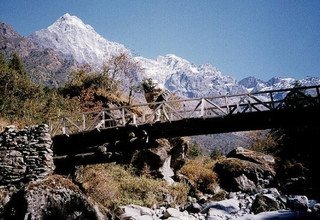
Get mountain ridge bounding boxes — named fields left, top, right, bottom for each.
left=1, top=13, right=319, bottom=94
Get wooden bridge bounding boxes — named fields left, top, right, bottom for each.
left=51, top=85, right=320, bottom=161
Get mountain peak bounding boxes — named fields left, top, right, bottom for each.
left=49, top=13, right=94, bottom=32
left=29, top=13, right=129, bottom=66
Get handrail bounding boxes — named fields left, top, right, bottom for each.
left=48, top=85, right=320, bottom=136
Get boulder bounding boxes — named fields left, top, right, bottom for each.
left=251, top=194, right=280, bottom=214
left=214, top=148, right=275, bottom=192
left=1, top=175, right=107, bottom=220
left=227, top=147, right=275, bottom=166
left=200, top=198, right=240, bottom=220
left=131, top=138, right=188, bottom=183
left=287, top=195, right=309, bottom=212
left=116, top=204, right=155, bottom=219
left=169, top=137, right=189, bottom=172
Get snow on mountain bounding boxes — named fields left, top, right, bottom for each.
left=240, top=76, right=320, bottom=92
left=135, top=56, right=171, bottom=84
left=136, top=54, right=246, bottom=98
left=29, top=13, right=129, bottom=67
left=238, top=76, right=267, bottom=92
left=24, top=13, right=319, bottom=97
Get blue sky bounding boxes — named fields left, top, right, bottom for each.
left=1, top=0, right=320, bottom=81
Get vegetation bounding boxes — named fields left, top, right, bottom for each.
left=187, top=142, right=203, bottom=159
left=249, top=87, right=320, bottom=196
left=0, top=52, right=136, bottom=127
left=75, top=164, right=188, bottom=209
left=180, top=157, right=218, bottom=194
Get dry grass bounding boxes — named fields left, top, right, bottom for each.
left=0, top=118, right=20, bottom=132
left=180, top=157, right=218, bottom=193
left=75, top=164, right=188, bottom=209
left=27, top=175, right=80, bottom=192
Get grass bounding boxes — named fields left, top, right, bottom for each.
left=75, top=163, right=188, bottom=209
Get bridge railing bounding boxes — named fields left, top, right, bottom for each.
left=49, top=85, right=320, bottom=136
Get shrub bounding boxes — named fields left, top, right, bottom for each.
left=180, top=157, right=218, bottom=194
left=75, top=164, right=188, bottom=209
left=210, top=148, right=223, bottom=160
left=187, top=143, right=202, bottom=159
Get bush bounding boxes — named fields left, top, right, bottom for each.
left=187, top=143, right=202, bottom=159
left=75, top=164, right=188, bottom=209
left=180, top=157, right=218, bottom=194
left=210, top=148, right=223, bottom=160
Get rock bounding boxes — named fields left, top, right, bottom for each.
left=163, top=208, right=182, bottom=218
left=227, top=147, right=275, bottom=166
left=234, top=174, right=256, bottom=192
left=2, top=175, right=107, bottom=219
left=158, top=156, right=175, bottom=184
left=162, top=207, right=197, bottom=219
left=0, top=124, right=54, bottom=186
left=287, top=195, right=309, bottom=212
left=185, top=202, right=202, bottom=213
left=237, top=210, right=311, bottom=220
left=312, top=203, right=320, bottom=217
left=168, top=137, right=188, bottom=172
left=201, top=198, right=240, bottom=215
left=116, top=204, right=155, bottom=219
left=214, top=154, right=275, bottom=192
left=282, top=176, right=310, bottom=195
left=251, top=194, right=280, bottom=214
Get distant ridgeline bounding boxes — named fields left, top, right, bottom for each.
left=0, top=125, right=54, bottom=186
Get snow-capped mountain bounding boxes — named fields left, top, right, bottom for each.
left=239, top=76, right=320, bottom=92
left=238, top=76, right=267, bottom=92
left=0, top=21, right=77, bottom=87
left=1, top=13, right=319, bottom=96
left=29, top=13, right=129, bottom=67
left=137, top=54, right=246, bottom=98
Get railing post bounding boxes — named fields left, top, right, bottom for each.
left=225, top=96, right=229, bottom=114
left=200, top=98, right=205, bottom=117
left=317, top=87, right=320, bottom=104
left=102, top=111, right=106, bottom=128
left=269, top=92, right=274, bottom=109
left=132, top=114, right=137, bottom=125
left=121, top=108, right=126, bottom=125
left=82, top=114, right=86, bottom=131
left=62, top=117, right=66, bottom=135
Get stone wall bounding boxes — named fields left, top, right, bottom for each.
left=0, top=125, right=54, bottom=186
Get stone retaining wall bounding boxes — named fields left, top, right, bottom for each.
left=0, top=125, right=54, bottom=186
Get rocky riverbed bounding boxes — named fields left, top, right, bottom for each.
left=117, top=189, right=320, bottom=219
left=1, top=125, right=319, bottom=219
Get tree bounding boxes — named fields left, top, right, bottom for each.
left=103, top=53, right=142, bottom=104
left=0, top=52, right=7, bottom=67
left=270, top=86, right=320, bottom=196
left=8, top=53, right=26, bottom=75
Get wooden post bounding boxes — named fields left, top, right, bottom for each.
left=317, top=87, right=320, bottom=104
left=102, top=111, right=106, bottom=128
left=132, top=114, right=137, bottom=125
left=200, top=98, right=205, bottom=117
left=82, top=114, right=86, bottom=131
left=269, top=92, right=274, bottom=109
left=225, top=96, right=229, bottom=114
left=62, top=117, right=66, bottom=135
left=121, top=108, right=126, bottom=125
